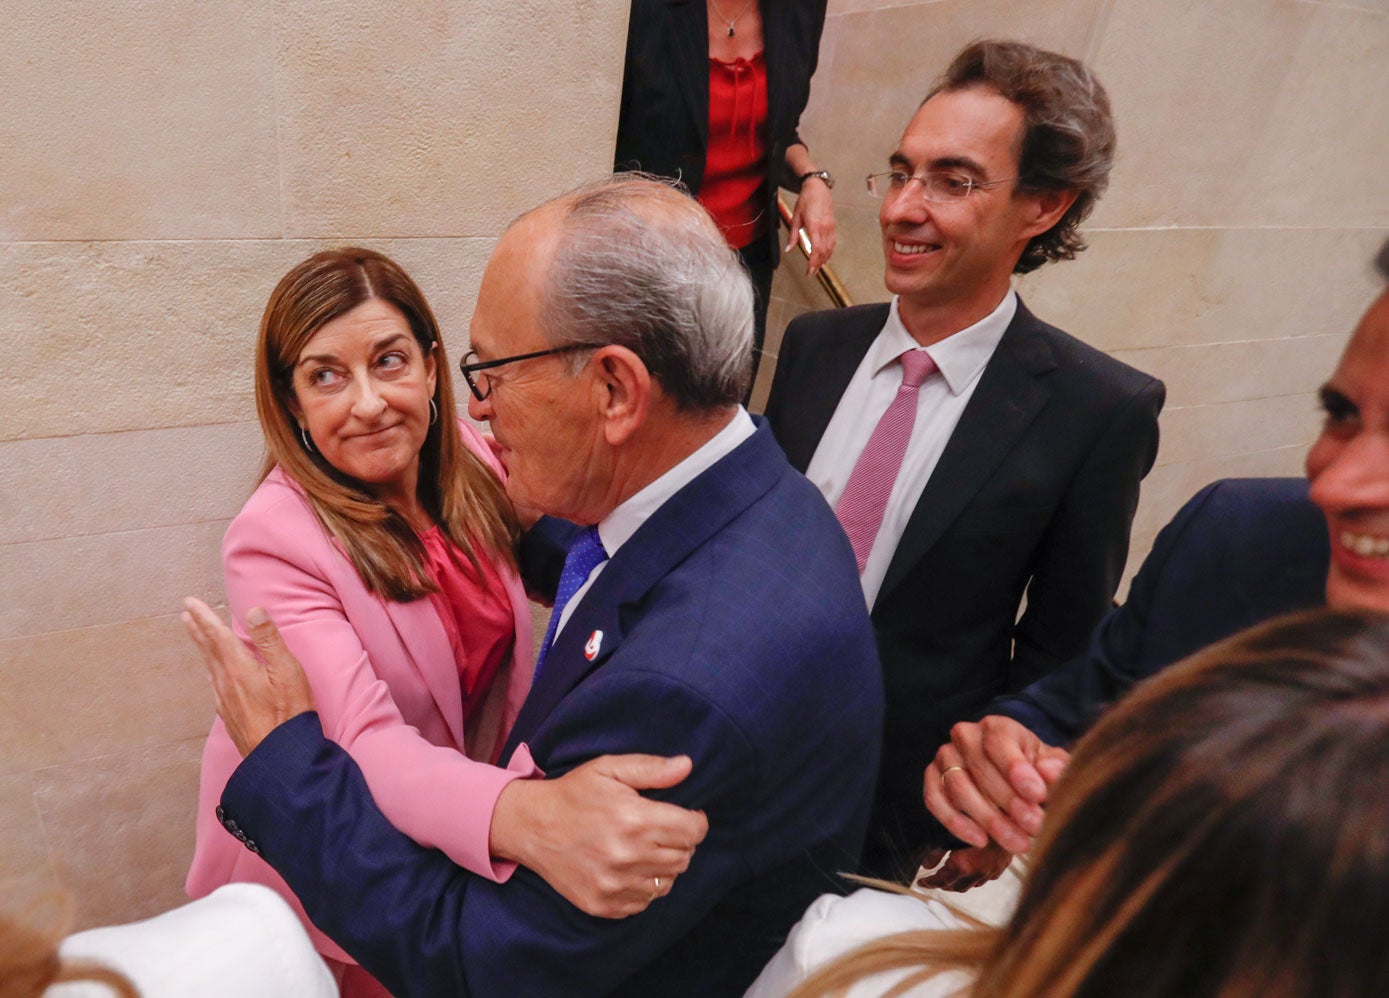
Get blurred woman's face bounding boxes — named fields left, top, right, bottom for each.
left=289, top=298, right=437, bottom=508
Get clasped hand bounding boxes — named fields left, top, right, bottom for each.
left=919, top=716, right=1070, bottom=891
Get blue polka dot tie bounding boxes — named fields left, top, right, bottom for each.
left=535, top=526, right=608, bottom=677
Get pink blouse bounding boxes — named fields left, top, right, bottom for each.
left=421, top=527, right=517, bottom=752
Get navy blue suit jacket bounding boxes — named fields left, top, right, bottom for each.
left=217, top=422, right=883, bottom=997
left=994, top=478, right=1329, bottom=745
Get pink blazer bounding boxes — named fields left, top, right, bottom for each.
left=187, top=422, right=536, bottom=962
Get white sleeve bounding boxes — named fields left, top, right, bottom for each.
left=51, top=884, right=338, bottom=998
left=744, top=893, right=841, bottom=997
left=745, top=888, right=967, bottom=998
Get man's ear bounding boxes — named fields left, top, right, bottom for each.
left=1020, top=187, right=1079, bottom=241
left=591, top=345, right=651, bottom=447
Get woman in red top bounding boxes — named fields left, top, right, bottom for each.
left=616, top=0, right=836, bottom=381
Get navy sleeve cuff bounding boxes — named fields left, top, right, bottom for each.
left=218, top=711, right=331, bottom=859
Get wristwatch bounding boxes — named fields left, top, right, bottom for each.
left=798, top=169, right=834, bottom=190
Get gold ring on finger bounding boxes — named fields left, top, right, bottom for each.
left=940, top=765, right=966, bottom=785
left=652, top=875, right=663, bottom=901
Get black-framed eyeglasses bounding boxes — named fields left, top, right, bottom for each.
left=866, top=170, right=1024, bottom=203
left=458, top=344, right=597, bottom=402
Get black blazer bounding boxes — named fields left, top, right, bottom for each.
left=765, top=300, right=1165, bottom=870
left=614, top=0, right=827, bottom=265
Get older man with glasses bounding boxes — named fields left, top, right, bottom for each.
left=764, top=38, right=1164, bottom=881
left=185, top=174, right=882, bottom=997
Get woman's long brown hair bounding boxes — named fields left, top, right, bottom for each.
left=255, top=248, right=519, bottom=601
left=1, top=906, right=138, bottom=998
left=791, top=608, right=1389, bottom=998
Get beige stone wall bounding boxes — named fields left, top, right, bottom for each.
left=757, top=0, right=1389, bottom=579
left=5, top=0, right=1388, bottom=936
left=1, top=1, right=629, bottom=929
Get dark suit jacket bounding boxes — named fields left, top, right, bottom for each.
left=995, top=477, right=1329, bottom=745
left=614, top=0, right=827, bottom=266
left=764, top=300, right=1164, bottom=870
left=216, top=423, right=883, bottom=997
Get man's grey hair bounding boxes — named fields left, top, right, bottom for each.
left=535, top=174, right=754, bottom=410
left=1377, top=236, right=1389, bottom=282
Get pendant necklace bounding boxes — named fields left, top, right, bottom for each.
left=710, top=0, right=756, bottom=37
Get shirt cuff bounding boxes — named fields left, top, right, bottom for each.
left=474, top=743, right=545, bottom=883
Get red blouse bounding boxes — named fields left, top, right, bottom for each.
left=419, top=527, right=516, bottom=728
left=700, top=51, right=770, bottom=249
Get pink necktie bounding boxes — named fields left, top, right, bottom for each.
left=836, top=350, right=938, bottom=572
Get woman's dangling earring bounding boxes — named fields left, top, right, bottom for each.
left=429, top=398, right=439, bottom=425
left=300, top=425, right=317, bottom=454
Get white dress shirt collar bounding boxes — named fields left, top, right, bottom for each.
left=802, top=290, right=1018, bottom=609
left=552, top=406, right=757, bottom=640
left=598, top=406, right=756, bottom=557
left=867, top=292, right=1017, bottom=395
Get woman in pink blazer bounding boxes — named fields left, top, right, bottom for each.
left=187, top=249, right=701, bottom=997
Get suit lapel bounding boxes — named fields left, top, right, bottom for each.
left=876, top=303, right=1057, bottom=603
left=284, top=465, right=466, bottom=752
left=378, top=591, right=467, bottom=752
left=782, top=306, right=885, bottom=471
left=503, top=422, right=786, bottom=757
left=762, top=1, right=790, bottom=151
left=665, top=0, right=709, bottom=153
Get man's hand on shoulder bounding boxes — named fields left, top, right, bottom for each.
left=489, top=754, right=709, bottom=919
left=922, top=715, right=1069, bottom=855
left=183, top=597, right=316, bottom=757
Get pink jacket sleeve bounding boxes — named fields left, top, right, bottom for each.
left=219, top=467, right=537, bottom=883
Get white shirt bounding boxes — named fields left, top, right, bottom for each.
left=805, top=293, right=1015, bottom=608
left=744, top=888, right=975, bottom=998
left=50, top=884, right=337, bottom=998
left=554, top=406, right=757, bottom=637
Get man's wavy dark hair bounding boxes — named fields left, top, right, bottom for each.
left=928, top=40, right=1116, bottom=275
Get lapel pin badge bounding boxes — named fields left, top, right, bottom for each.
left=584, top=630, right=604, bottom=661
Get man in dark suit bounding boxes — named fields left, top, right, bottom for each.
left=183, top=176, right=882, bottom=996
left=923, top=236, right=1389, bottom=888
left=764, top=39, right=1163, bottom=877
